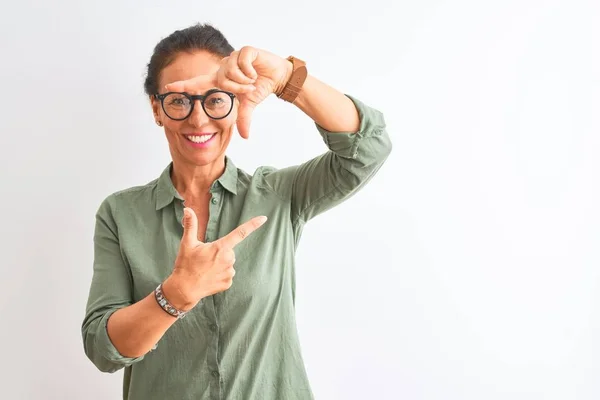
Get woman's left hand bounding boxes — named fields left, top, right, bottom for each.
left=165, top=46, right=292, bottom=139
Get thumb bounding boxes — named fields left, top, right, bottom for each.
left=236, top=101, right=256, bottom=139
left=181, top=207, right=200, bottom=246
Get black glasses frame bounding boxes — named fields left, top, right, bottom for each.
left=154, top=89, right=236, bottom=121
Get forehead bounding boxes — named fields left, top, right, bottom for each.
left=159, top=50, right=221, bottom=92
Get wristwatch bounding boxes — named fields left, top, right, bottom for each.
left=277, top=56, right=308, bottom=103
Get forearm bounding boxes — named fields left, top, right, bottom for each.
left=106, top=276, right=192, bottom=358
left=291, top=74, right=361, bottom=133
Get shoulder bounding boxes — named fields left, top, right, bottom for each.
left=237, top=163, right=298, bottom=201
left=95, top=177, right=159, bottom=217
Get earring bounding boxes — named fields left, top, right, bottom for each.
left=156, top=120, right=163, bottom=127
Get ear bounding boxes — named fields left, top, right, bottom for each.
left=150, top=95, right=161, bottom=120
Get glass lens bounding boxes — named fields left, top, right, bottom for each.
left=162, top=93, right=192, bottom=120
left=203, top=91, right=232, bottom=119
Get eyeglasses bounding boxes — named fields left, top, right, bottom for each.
left=154, top=89, right=236, bottom=121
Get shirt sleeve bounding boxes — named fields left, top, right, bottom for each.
left=81, top=195, right=146, bottom=373
left=261, top=94, right=392, bottom=225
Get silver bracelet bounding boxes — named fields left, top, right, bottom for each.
left=154, top=283, right=188, bottom=319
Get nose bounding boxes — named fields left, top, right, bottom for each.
left=187, top=100, right=210, bottom=126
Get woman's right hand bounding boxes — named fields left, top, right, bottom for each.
left=162, top=207, right=267, bottom=311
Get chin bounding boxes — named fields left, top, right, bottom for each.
left=187, top=148, right=227, bottom=166
left=186, top=153, right=219, bottom=166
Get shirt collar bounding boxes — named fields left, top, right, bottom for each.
left=155, top=156, right=238, bottom=211
left=217, top=156, right=239, bottom=195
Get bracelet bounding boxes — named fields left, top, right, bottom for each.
left=154, top=283, right=188, bottom=319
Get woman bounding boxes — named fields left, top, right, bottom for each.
left=82, top=23, right=392, bottom=400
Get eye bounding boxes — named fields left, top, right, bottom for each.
left=169, top=98, right=186, bottom=106
left=209, top=98, right=224, bottom=105
left=205, top=93, right=228, bottom=109
left=164, top=93, right=190, bottom=108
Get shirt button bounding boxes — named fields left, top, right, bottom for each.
left=212, top=371, right=219, bottom=378
left=211, top=197, right=218, bottom=204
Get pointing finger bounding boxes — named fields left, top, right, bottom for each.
left=164, top=74, right=218, bottom=93
left=218, top=216, right=268, bottom=248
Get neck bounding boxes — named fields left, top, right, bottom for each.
left=171, top=157, right=226, bottom=200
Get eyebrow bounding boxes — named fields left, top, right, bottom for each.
left=173, top=87, right=220, bottom=95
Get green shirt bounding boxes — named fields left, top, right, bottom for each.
left=81, top=95, right=392, bottom=400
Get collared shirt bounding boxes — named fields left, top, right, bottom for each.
left=82, top=95, right=392, bottom=400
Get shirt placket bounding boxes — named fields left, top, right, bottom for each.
left=205, top=183, right=224, bottom=400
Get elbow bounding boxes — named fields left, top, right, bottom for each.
left=344, top=130, right=393, bottom=187
left=94, top=360, right=126, bottom=374
left=358, top=128, right=393, bottom=169
left=92, top=358, right=125, bottom=374
left=82, top=329, right=127, bottom=374
left=81, top=311, right=140, bottom=374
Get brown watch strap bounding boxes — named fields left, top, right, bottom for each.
left=277, top=56, right=307, bottom=103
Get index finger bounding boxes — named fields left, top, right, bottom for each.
left=218, top=216, right=268, bottom=248
left=164, top=73, right=218, bottom=93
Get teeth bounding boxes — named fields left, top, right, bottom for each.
left=187, top=134, right=214, bottom=143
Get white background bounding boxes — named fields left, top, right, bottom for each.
left=0, top=0, right=599, bottom=399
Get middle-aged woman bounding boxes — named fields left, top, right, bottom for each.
left=82, top=23, right=392, bottom=400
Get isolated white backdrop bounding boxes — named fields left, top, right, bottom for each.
left=0, top=0, right=598, bottom=399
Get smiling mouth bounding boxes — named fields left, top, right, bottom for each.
left=185, top=133, right=216, bottom=144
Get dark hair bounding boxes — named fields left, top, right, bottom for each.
left=143, top=23, right=234, bottom=96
